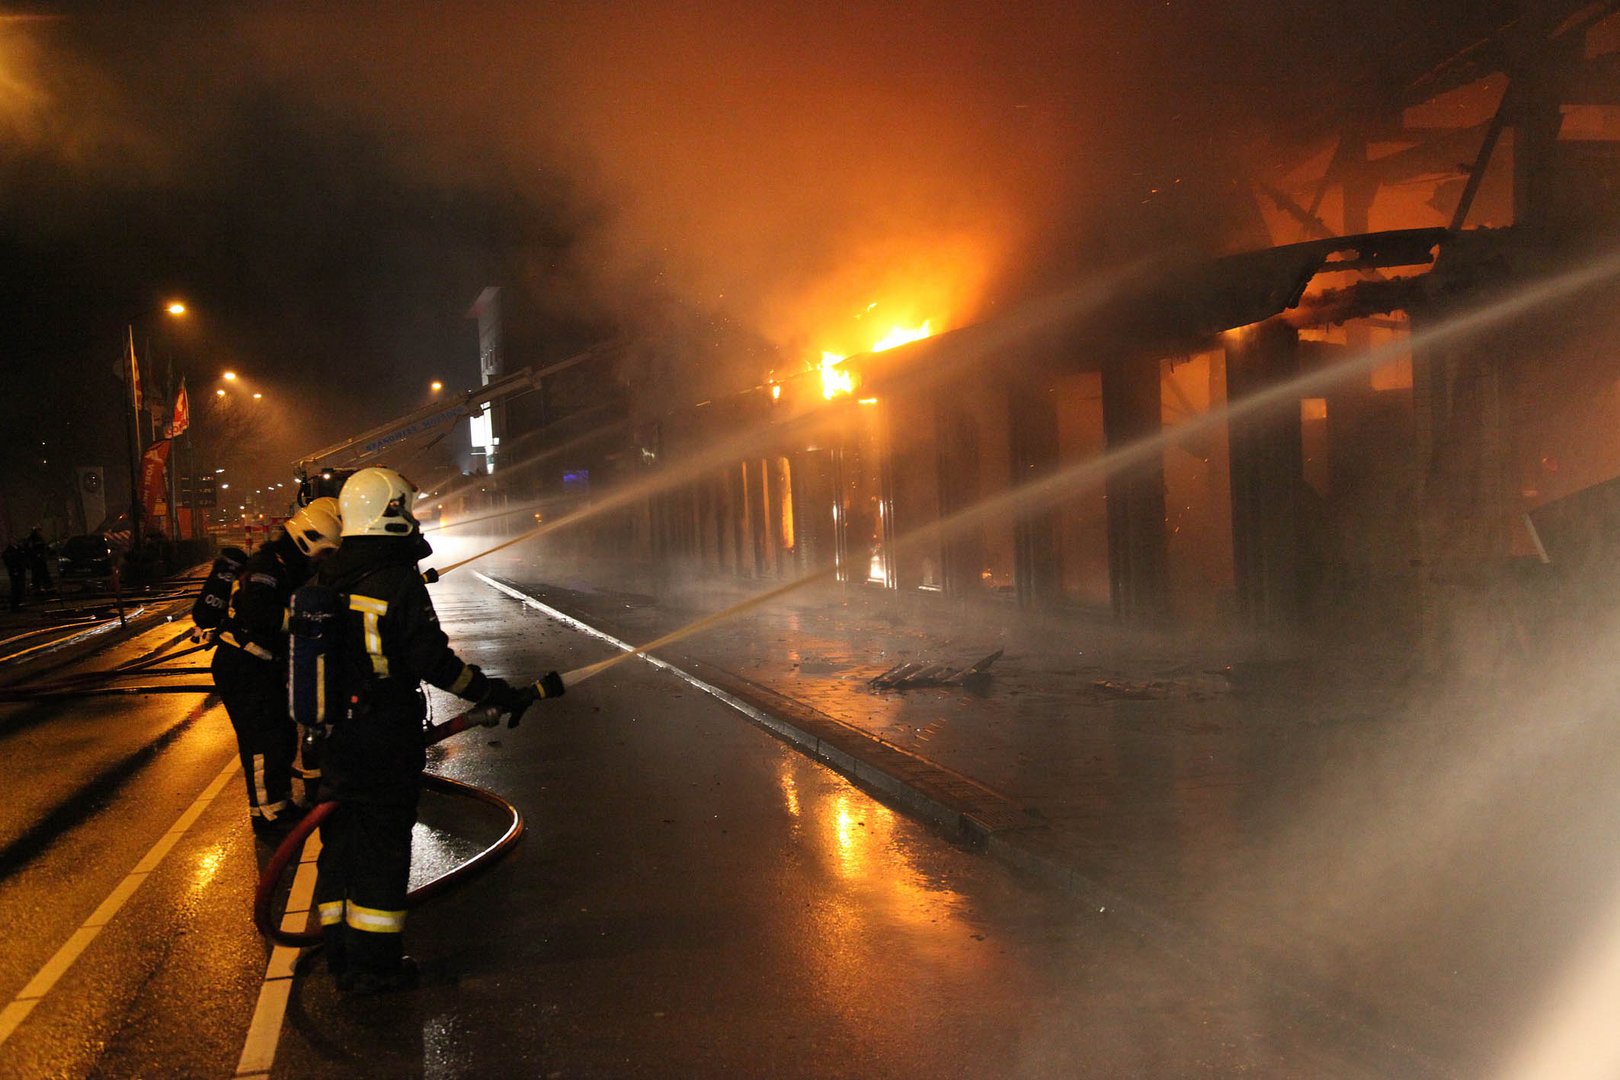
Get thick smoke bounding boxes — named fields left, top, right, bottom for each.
left=0, top=2, right=1518, bottom=500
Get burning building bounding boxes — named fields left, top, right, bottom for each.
left=578, top=5, right=1620, bottom=670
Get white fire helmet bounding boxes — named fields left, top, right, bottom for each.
left=286, top=497, right=342, bottom=558
left=339, top=467, right=419, bottom=537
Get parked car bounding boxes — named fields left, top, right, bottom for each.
left=57, top=534, right=116, bottom=583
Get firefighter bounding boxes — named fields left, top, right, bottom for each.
left=213, top=497, right=342, bottom=839
left=24, top=528, right=51, bottom=595
left=312, top=466, right=561, bottom=994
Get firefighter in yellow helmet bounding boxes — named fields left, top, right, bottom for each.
left=212, top=496, right=341, bottom=840
left=312, top=466, right=560, bottom=994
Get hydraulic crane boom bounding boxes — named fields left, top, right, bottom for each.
left=291, top=344, right=611, bottom=500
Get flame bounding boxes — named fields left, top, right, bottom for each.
left=821, top=351, right=855, bottom=399
left=871, top=321, right=932, bottom=352
left=815, top=319, right=934, bottom=400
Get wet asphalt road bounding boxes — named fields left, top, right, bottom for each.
left=0, top=575, right=1397, bottom=1078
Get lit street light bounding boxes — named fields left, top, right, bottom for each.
left=204, top=375, right=276, bottom=524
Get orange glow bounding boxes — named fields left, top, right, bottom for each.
left=772, top=226, right=995, bottom=363
left=776, top=457, right=795, bottom=550
left=222, top=371, right=237, bottom=381
left=190, top=843, right=224, bottom=893
left=165, top=302, right=187, bottom=316
left=1371, top=355, right=1413, bottom=391
left=778, top=764, right=801, bottom=819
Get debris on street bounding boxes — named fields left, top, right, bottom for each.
left=869, top=649, right=1002, bottom=691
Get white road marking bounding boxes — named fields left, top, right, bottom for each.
left=0, top=753, right=240, bottom=1048
left=235, top=830, right=322, bottom=1078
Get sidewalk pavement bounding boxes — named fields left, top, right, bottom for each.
left=479, top=551, right=1617, bottom=1080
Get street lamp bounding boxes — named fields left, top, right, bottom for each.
left=207, top=375, right=276, bottom=521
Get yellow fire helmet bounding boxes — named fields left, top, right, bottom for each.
left=286, top=496, right=342, bottom=557
left=338, top=467, right=419, bottom=538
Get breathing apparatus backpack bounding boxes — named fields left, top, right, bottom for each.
left=288, top=582, right=342, bottom=729
left=192, top=547, right=248, bottom=630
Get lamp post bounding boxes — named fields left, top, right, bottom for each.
left=123, top=301, right=186, bottom=564
left=208, top=371, right=271, bottom=525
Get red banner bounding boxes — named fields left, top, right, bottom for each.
left=140, top=438, right=172, bottom=523
left=167, top=378, right=190, bottom=438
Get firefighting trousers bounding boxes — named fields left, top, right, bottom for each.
left=313, top=794, right=419, bottom=974
left=212, top=645, right=310, bottom=822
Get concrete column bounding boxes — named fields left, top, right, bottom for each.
left=1101, top=356, right=1169, bottom=623
left=1411, top=297, right=1512, bottom=672
left=1224, top=321, right=1306, bottom=633
left=1010, top=383, right=1060, bottom=609
left=752, top=457, right=775, bottom=577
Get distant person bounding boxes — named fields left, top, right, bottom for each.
left=2, top=542, right=25, bottom=610
left=24, top=528, right=50, bottom=594
left=312, top=467, right=563, bottom=994
left=213, top=498, right=342, bottom=841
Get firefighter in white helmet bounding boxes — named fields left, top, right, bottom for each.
left=212, top=496, right=342, bottom=840
left=312, top=466, right=562, bottom=994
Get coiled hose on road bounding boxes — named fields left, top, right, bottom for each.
left=0, top=632, right=527, bottom=951
left=253, top=703, right=527, bottom=949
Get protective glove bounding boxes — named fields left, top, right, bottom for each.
left=506, top=672, right=565, bottom=728
left=534, top=671, right=565, bottom=700
left=481, top=678, right=532, bottom=725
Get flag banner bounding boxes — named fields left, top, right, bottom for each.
left=140, top=439, right=171, bottom=522
left=127, top=326, right=142, bottom=413
left=168, top=377, right=190, bottom=438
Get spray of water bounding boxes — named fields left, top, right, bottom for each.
left=559, top=565, right=841, bottom=684
left=551, top=246, right=1620, bottom=688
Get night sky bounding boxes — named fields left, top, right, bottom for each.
left=0, top=1, right=1518, bottom=534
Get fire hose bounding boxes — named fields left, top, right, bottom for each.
left=254, top=698, right=531, bottom=948
left=0, top=650, right=215, bottom=702
left=0, top=645, right=215, bottom=701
